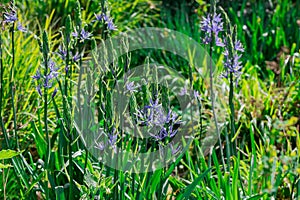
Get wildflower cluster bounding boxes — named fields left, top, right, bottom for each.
left=95, top=12, right=117, bottom=31
left=135, top=98, right=181, bottom=141
left=125, top=81, right=140, bottom=93
left=72, top=28, right=92, bottom=41
left=201, top=13, right=224, bottom=47
left=201, top=12, right=244, bottom=79
left=222, top=39, right=244, bottom=78
left=57, top=46, right=80, bottom=63
left=3, top=3, right=27, bottom=32
left=32, top=60, right=58, bottom=98
left=94, top=128, right=118, bottom=152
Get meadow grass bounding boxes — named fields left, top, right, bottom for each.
left=0, top=0, right=299, bottom=199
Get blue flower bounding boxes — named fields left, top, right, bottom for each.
left=36, top=85, right=42, bottom=96
left=107, top=19, right=117, bottom=31
left=169, top=143, right=181, bottom=155
left=17, top=22, right=27, bottom=32
left=32, top=60, right=59, bottom=97
left=234, top=40, right=244, bottom=52
left=126, top=81, right=139, bottom=93
left=72, top=28, right=93, bottom=40
left=32, top=70, right=41, bottom=80
left=43, top=76, right=53, bottom=88
left=107, top=129, right=118, bottom=146
left=200, top=13, right=224, bottom=46
left=222, top=39, right=244, bottom=78
left=48, top=60, right=59, bottom=79
left=150, top=127, right=168, bottom=141
left=94, top=141, right=105, bottom=151
left=72, top=31, right=79, bottom=38
left=4, top=11, right=17, bottom=23
left=72, top=52, right=80, bottom=62
left=80, top=28, right=92, bottom=40
left=179, top=85, right=188, bottom=96
left=95, top=13, right=109, bottom=22
left=57, top=46, right=67, bottom=60
left=94, top=12, right=117, bottom=31
left=65, top=65, right=69, bottom=74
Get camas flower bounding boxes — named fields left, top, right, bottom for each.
left=72, top=28, right=92, bottom=41
left=80, top=28, right=92, bottom=40
left=135, top=98, right=181, bottom=141
left=169, top=142, right=181, bottom=155
left=4, top=10, right=17, bottom=23
left=72, top=52, right=80, bottom=62
left=107, top=19, right=117, bottom=31
left=36, top=85, right=42, bottom=96
left=32, top=70, right=41, bottom=80
left=126, top=81, right=139, bottom=93
left=200, top=13, right=224, bottom=46
left=95, top=13, right=109, bottom=22
left=32, top=60, right=59, bottom=97
left=17, top=22, right=27, bottom=32
left=222, top=39, right=244, bottom=78
left=94, top=12, right=117, bottom=31
left=57, top=46, right=67, bottom=60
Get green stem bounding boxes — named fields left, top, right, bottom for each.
left=9, top=23, right=19, bottom=150
left=0, top=33, right=9, bottom=146
left=209, top=40, right=226, bottom=171
left=43, top=40, right=50, bottom=200
left=68, top=135, right=73, bottom=200
left=229, top=72, right=236, bottom=156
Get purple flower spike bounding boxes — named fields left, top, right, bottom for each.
left=32, top=71, right=41, bottom=80
left=48, top=60, right=59, bottom=79
left=43, top=77, right=53, bottom=88
left=80, top=28, right=92, bottom=40
left=57, top=46, right=67, bottom=60
left=201, top=13, right=224, bottom=46
left=94, top=141, right=105, bottom=151
left=17, top=22, right=27, bottom=32
left=36, top=85, right=42, bottom=96
left=126, top=81, right=139, bottom=93
left=169, top=126, right=178, bottom=138
left=179, top=86, right=188, bottom=96
left=211, top=13, right=223, bottom=35
left=151, top=128, right=168, bottom=141
left=95, top=13, right=109, bottom=22
left=94, top=12, right=117, bottom=31
left=107, top=19, right=117, bottom=31
left=234, top=40, right=244, bottom=52
left=108, top=133, right=117, bottom=146
left=222, top=39, right=244, bottom=78
left=215, top=37, right=225, bottom=47
left=4, top=11, right=17, bottom=23
left=72, top=31, right=79, bottom=38
left=65, top=65, right=69, bottom=74
left=72, top=52, right=80, bottom=62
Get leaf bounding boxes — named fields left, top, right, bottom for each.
left=177, top=168, right=211, bottom=199
left=0, top=149, right=23, bottom=160
left=0, top=163, right=12, bottom=169
left=31, top=121, right=47, bottom=158
left=55, top=186, right=66, bottom=200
